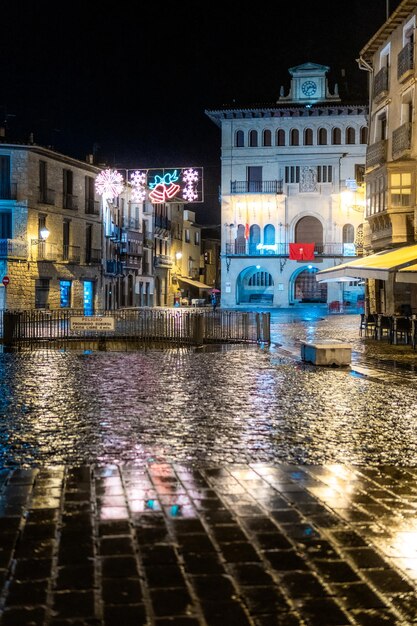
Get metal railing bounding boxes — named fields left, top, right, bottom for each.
left=392, top=122, right=411, bottom=159
left=62, top=245, right=81, bottom=263
left=225, top=242, right=356, bottom=256
left=231, top=180, right=283, bottom=194
left=398, top=42, right=414, bottom=80
left=0, top=239, right=28, bottom=258
left=366, top=139, right=387, bottom=169
left=2, top=308, right=271, bottom=348
left=373, top=66, right=389, bottom=100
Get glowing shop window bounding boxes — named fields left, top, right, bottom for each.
left=60, top=280, right=72, bottom=308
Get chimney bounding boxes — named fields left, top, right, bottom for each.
left=86, top=154, right=94, bottom=164
left=0, top=127, right=6, bottom=138
left=28, top=132, right=34, bottom=144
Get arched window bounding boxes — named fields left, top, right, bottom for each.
left=264, top=224, right=275, bottom=245
left=318, top=127, right=327, bottom=145
left=263, top=129, right=272, bottom=146
left=332, top=127, right=341, bottom=145
left=295, top=216, right=323, bottom=251
left=290, top=129, right=299, bottom=146
left=249, top=224, right=261, bottom=254
left=343, top=224, right=355, bottom=243
left=248, top=271, right=273, bottom=287
left=360, top=126, right=368, bottom=144
left=346, top=127, right=356, bottom=144
left=304, top=128, right=313, bottom=145
left=235, top=130, right=244, bottom=147
left=249, top=130, right=258, bottom=147
left=276, top=129, right=285, bottom=146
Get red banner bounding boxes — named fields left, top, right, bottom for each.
left=289, top=243, right=315, bottom=261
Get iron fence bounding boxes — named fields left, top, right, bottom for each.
left=2, top=308, right=270, bottom=349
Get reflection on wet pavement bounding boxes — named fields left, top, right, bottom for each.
left=0, top=309, right=417, bottom=466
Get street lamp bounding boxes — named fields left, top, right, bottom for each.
left=32, top=226, right=50, bottom=245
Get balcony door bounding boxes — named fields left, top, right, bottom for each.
left=0, top=156, right=10, bottom=199
left=247, top=167, right=262, bottom=192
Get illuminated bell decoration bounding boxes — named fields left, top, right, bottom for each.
left=95, top=169, right=124, bottom=199
left=149, top=171, right=181, bottom=203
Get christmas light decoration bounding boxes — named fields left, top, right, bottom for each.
left=130, top=170, right=147, bottom=202
left=149, top=170, right=181, bottom=203
left=182, top=168, right=199, bottom=202
left=95, top=169, right=124, bottom=199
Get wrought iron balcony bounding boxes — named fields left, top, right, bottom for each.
left=230, top=180, right=283, bottom=194
left=225, top=242, right=353, bottom=257
left=366, top=139, right=387, bottom=169
left=373, top=66, right=389, bottom=100
left=63, top=194, right=78, bottom=210
left=0, top=183, right=17, bottom=201
left=106, top=260, right=123, bottom=275
left=38, top=188, right=56, bottom=205
left=85, top=198, right=100, bottom=215
left=0, top=238, right=27, bottom=258
left=392, top=122, right=411, bottom=159
left=154, top=254, right=173, bottom=268
left=85, top=248, right=101, bottom=264
left=397, top=41, right=414, bottom=81
left=62, top=245, right=80, bottom=263
left=34, top=242, right=57, bottom=261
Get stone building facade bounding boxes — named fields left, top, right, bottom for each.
left=206, top=62, right=367, bottom=309
left=0, top=143, right=102, bottom=311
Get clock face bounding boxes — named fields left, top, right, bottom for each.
left=301, top=80, right=317, bottom=97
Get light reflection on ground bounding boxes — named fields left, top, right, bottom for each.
left=0, top=307, right=417, bottom=466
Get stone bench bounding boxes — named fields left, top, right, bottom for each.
left=300, top=340, right=352, bottom=366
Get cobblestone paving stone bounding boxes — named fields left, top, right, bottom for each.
left=0, top=463, right=417, bottom=625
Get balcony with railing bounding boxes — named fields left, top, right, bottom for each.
left=225, top=242, right=356, bottom=257
left=85, top=198, right=100, bottom=215
left=85, top=248, right=101, bottom=264
left=62, top=245, right=80, bottom=263
left=0, top=183, right=17, bottom=201
left=33, top=242, right=57, bottom=261
left=397, top=41, right=414, bottom=81
left=0, top=238, right=27, bottom=258
left=122, top=217, right=140, bottom=230
left=154, top=215, right=171, bottom=229
left=63, top=194, right=78, bottom=210
left=366, top=139, right=387, bottom=169
left=373, top=66, right=389, bottom=100
left=231, top=180, right=283, bottom=194
left=392, top=122, right=411, bottom=159
left=38, top=188, right=56, bottom=205
left=121, top=254, right=142, bottom=270
left=106, top=259, right=123, bottom=275
left=154, top=254, right=173, bottom=268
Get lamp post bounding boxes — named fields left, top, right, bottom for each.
left=31, top=226, right=50, bottom=245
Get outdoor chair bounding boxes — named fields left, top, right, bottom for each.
left=359, top=313, right=377, bottom=337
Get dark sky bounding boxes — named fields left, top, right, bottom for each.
left=0, top=0, right=403, bottom=223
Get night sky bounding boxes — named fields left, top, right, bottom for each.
left=0, top=0, right=403, bottom=223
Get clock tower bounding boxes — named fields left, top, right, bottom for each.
left=278, top=62, right=340, bottom=104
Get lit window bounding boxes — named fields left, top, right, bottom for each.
left=391, top=172, right=412, bottom=206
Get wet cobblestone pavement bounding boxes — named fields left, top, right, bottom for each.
left=1, top=463, right=417, bottom=625
left=1, top=308, right=417, bottom=624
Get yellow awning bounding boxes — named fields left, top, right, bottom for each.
left=316, top=245, right=417, bottom=282
left=396, top=262, right=417, bottom=284
left=177, top=276, right=212, bottom=290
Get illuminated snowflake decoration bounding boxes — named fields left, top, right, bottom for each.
left=182, top=168, right=199, bottom=202
left=130, top=170, right=147, bottom=202
left=95, top=169, right=124, bottom=199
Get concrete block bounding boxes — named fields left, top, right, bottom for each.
left=300, top=340, right=352, bottom=366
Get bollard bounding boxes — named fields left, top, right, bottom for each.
left=192, top=314, right=204, bottom=346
